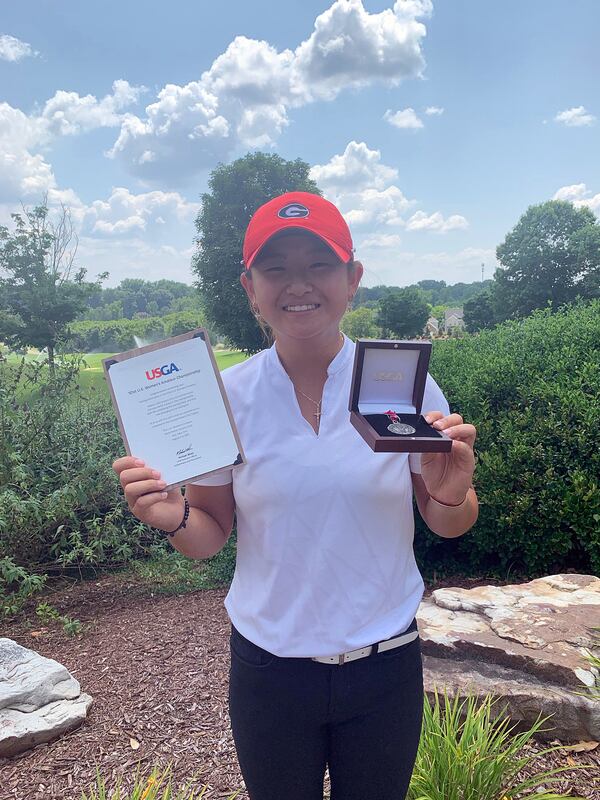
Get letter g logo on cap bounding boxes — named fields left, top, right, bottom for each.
left=277, top=203, right=310, bottom=219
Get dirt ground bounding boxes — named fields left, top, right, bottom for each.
left=1, top=573, right=598, bottom=800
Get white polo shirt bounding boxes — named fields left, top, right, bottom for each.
left=192, top=335, right=449, bottom=658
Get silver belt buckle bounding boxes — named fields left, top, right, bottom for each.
left=311, top=645, right=373, bottom=665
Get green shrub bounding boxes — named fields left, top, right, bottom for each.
left=202, top=528, right=237, bottom=587
left=408, top=690, right=584, bottom=800
left=0, top=356, right=156, bottom=618
left=128, top=544, right=208, bottom=595
left=0, top=346, right=243, bottom=618
left=0, top=556, right=46, bottom=617
left=416, top=300, right=600, bottom=577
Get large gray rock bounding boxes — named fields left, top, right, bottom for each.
left=0, top=638, right=93, bottom=757
left=417, top=574, right=600, bottom=742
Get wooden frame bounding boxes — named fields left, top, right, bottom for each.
left=103, top=328, right=245, bottom=490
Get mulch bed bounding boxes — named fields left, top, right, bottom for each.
left=1, top=572, right=598, bottom=800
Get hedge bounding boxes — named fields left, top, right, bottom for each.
left=415, top=300, right=600, bottom=578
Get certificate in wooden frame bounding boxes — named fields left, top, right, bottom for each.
left=103, top=328, right=245, bottom=490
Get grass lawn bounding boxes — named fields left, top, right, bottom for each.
left=2, top=349, right=248, bottom=397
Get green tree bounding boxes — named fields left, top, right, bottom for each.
left=570, top=221, right=600, bottom=296
left=0, top=202, right=104, bottom=375
left=463, top=290, right=496, bottom=333
left=494, top=200, right=600, bottom=320
left=377, top=287, right=430, bottom=338
left=429, top=304, right=447, bottom=321
left=340, top=306, right=380, bottom=340
left=192, top=152, right=320, bottom=353
left=417, top=279, right=447, bottom=292
left=353, top=284, right=394, bottom=308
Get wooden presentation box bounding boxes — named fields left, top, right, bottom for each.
left=349, top=339, right=452, bottom=453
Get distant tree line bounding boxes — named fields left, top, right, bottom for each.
left=353, top=279, right=493, bottom=311
left=81, top=278, right=202, bottom=321
left=61, top=311, right=208, bottom=353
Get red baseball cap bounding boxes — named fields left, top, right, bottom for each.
left=242, top=191, right=354, bottom=270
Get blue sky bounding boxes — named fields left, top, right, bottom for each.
left=1, top=0, right=598, bottom=288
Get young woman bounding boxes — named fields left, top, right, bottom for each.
left=113, top=191, right=478, bottom=800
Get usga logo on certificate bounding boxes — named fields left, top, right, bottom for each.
left=145, top=362, right=180, bottom=381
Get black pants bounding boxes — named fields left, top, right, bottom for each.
left=228, top=620, right=424, bottom=800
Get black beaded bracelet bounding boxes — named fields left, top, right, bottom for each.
left=159, top=498, right=190, bottom=537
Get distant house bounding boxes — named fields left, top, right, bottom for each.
left=425, top=316, right=439, bottom=337
left=444, top=307, right=465, bottom=333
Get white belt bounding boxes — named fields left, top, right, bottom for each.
left=311, top=629, right=419, bottom=665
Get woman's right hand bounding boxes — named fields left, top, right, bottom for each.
left=112, top=456, right=185, bottom=531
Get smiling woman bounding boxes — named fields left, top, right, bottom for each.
left=112, top=190, right=479, bottom=800
left=241, top=229, right=361, bottom=347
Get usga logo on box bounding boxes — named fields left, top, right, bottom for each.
left=145, top=363, right=180, bottom=380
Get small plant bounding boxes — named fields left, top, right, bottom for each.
left=126, top=532, right=237, bottom=595
left=81, top=763, right=240, bottom=800
left=577, top=626, right=600, bottom=702
left=0, top=556, right=46, bottom=618
left=35, top=601, right=83, bottom=636
left=128, top=546, right=208, bottom=595
left=62, top=617, right=84, bottom=636
left=407, top=689, right=586, bottom=800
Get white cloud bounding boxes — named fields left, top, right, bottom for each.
left=424, top=105, right=443, bottom=115
left=0, top=82, right=143, bottom=202
left=384, top=107, right=423, bottom=129
left=81, top=187, right=200, bottom=237
left=553, top=183, right=600, bottom=214
left=310, top=140, right=398, bottom=192
left=1, top=1, right=433, bottom=193
left=77, top=236, right=196, bottom=285
left=41, top=80, right=145, bottom=136
left=554, top=106, right=596, bottom=127
left=344, top=186, right=415, bottom=226
left=310, top=140, right=468, bottom=234
left=293, top=0, right=431, bottom=102
left=406, top=210, right=468, bottom=232
left=0, top=103, right=54, bottom=202
left=0, top=34, right=37, bottom=62
left=107, top=80, right=232, bottom=174
left=359, top=233, right=402, bottom=248
left=108, top=0, right=432, bottom=182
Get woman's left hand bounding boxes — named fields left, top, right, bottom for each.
left=420, top=411, right=477, bottom=505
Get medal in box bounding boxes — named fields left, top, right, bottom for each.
left=348, top=339, right=452, bottom=453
